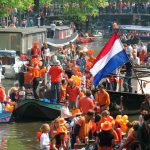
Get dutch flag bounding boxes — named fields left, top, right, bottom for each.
left=90, top=32, right=129, bottom=87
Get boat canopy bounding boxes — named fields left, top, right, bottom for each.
left=46, top=32, right=78, bottom=47
left=119, top=25, right=150, bottom=32
left=0, top=50, right=16, bottom=57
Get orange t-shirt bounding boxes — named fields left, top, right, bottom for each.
left=60, top=84, right=67, bottom=101
left=0, top=87, right=5, bottom=102
left=77, top=117, right=92, bottom=139
left=32, top=67, right=41, bottom=78
left=78, top=97, right=94, bottom=114
left=94, top=90, right=110, bottom=109
left=49, top=65, right=63, bottom=83
left=66, top=86, right=80, bottom=102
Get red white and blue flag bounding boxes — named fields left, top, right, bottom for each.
left=90, top=32, right=129, bottom=87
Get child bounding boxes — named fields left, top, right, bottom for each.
left=40, top=123, right=50, bottom=150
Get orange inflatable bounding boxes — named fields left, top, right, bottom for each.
left=5, top=104, right=14, bottom=112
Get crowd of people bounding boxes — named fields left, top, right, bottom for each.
left=0, top=38, right=150, bottom=149
left=37, top=106, right=150, bottom=150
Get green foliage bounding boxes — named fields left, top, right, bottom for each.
left=56, top=0, right=108, bottom=22
left=40, top=0, right=52, bottom=6
left=0, top=0, right=33, bottom=16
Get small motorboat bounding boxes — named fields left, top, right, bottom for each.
left=77, top=36, right=96, bottom=43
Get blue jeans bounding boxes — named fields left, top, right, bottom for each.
left=50, top=82, right=60, bottom=101
left=123, top=72, right=132, bottom=93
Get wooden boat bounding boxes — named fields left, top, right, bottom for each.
left=0, top=111, right=12, bottom=123
left=13, top=99, right=62, bottom=121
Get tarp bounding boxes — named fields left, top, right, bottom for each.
left=119, top=25, right=150, bottom=32
left=46, top=32, right=78, bottom=47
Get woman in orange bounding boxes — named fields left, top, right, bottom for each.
left=60, top=79, right=67, bottom=102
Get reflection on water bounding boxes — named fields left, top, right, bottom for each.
left=0, top=38, right=139, bottom=150
left=0, top=122, right=45, bottom=150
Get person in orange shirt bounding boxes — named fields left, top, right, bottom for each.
left=49, top=61, right=63, bottom=101
left=0, top=84, right=6, bottom=103
left=60, top=79, right=67, bottom=102
left=71, top=59, right=80, bottom=75
left=32, top=64, right=41, bottom=99
left=73, top=110, right=95, bottom=148
left=78, top=90, right=94, bottom=114
left=94, top=84, right=110, bottom=112
left=66, top=79, right=80, bottom=109
left=97, top=110, right=110, bottom=131
left=31, top=41, right=41, bottom=59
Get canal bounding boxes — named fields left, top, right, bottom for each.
left=0, top=37, right=139, bottom=150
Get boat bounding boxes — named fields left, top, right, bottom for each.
left=119, top=25, right=150, bottom=43
left=13, top=99, right=62, bottom=121
left=0, top=111, right=12, bottom=123
left=0, top=50, right=28, bottom=79
left=46, top=31, right=78, bottom=48
left=40, top=25, right=78, bottom=48
left=97, top=67, right=150, bottom=116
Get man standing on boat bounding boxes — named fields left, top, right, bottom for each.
left=50, top=21, right=56, bottom=39
left=48, top=61, right=63, bottom=102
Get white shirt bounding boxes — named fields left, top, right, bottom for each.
left=50, top=23, right=56, bottom=31
left=131, top=56, right=140, bottom=66
left=44, top=48, right=50, bottom=57
left=61, top=106, right=71, bottom=118
left=40, top=133, right=50, bottom=150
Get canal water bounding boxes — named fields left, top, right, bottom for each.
left=0, top=38, right=138, bottom=150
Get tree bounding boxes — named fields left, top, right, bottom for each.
left=0, top=0, right=33, bottom=17
left=0, top=0, right=52, bottom=17
left=56, top=0, right=108, bottom=22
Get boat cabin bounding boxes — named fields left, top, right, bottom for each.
left=0, top=27, right=47, bottom=54
left=40, top=25, right=74, bottom=40
left=54, top=26, right=74, bottom=40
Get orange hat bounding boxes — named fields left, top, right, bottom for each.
left=72, top=109, right=82, bottom=116
left=101, top=121, right=112, bottom=131
left=87, top=49, right=94, bottom=55
left=56, top=127, right=66, bottom=135
left=58, top=118, right=67, bottom=126
left=33, top=41, right=39, bottom=46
